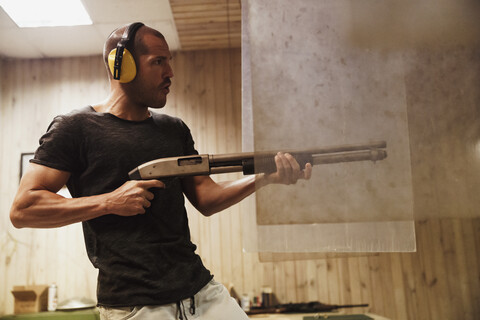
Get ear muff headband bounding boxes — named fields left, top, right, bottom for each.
left=108, top=22, right=144, bottom=83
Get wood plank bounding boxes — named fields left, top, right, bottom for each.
left=347, top=256, right=364, bottom=311
left=366, top=255, right=385, bottom=316
left=356, top=256, right=372, bottom=308
left=451, top=219, right=474, bottom=319
left=411, top=221, right=433, bottom=320
left=180, top=38, right=241, bottom=50
left=176, top=21, right=241, bottom=32
left=175, top=15, right=241, bottom=25
left=390, top=253, right=407, bottom=320
left=425, top=219, right=450, bottom=319
left=326, top=258, right=340, bottom=304
left=399, top=252, right=419, bottom=319
left=315, top=259, right=329, bottom=302
left=180, top=37, right=240, bottom=46
left=180, top=33, right=241, bottom=42
left=271, top=262, right=285, bottom=304
left=379, top=254, right=397, bottom=319
left=170, top=0, right=239, bottom=5
left=293, top=260, right=307, bottom=303
left=173, top=9, right=241, bottom=20
left=305, top=260, right=319, bottom=302
left=440, top=219, right=465, bottom=319
left=284, top=261, right=297, bottom=303
left=461, top=218, right=480, bottom=317
left=172, top=4, right=240, bottom=15
left=336, top=257, right=351, bottom=305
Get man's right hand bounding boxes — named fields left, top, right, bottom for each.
left=106, top=180, right=165, bottom=216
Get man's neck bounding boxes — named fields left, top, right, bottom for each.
left=93, top=94, right=151, bottom=121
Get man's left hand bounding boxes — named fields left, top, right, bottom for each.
left=264, top=152, right=313, bottom=185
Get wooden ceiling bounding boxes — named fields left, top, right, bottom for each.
left=170, top=0, right=241, bottom=51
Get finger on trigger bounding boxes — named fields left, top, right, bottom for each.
left=142, top=179, right=165, bottom=189
left=145, top=190, right=155, bottom=201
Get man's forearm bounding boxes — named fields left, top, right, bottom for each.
left=182, top=174, right=262, bottom=217
left=209, top=174, right=270, bottom=214
left=182, top=153, right=312, bottom=217
left=10, top=190, right=110, bottom=228
left=11, top=163, right=165, bottom=229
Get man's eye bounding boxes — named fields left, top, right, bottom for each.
left=154, top=59, right=164, bottom=65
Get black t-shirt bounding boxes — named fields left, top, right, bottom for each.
left=32, top=106, right=212, bottom=307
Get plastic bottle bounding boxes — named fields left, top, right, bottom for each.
left=47, top=283, right=58, bottom=311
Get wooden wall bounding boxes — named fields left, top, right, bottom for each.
left=0, top=49, right=478, bottom=319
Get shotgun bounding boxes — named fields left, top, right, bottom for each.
left=128, top=141, right=387, bottom=180
left=247, top=301, right=370, bottom=315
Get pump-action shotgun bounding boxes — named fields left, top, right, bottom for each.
left=128, top=141, right=387, bottom=180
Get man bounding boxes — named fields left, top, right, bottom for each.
left=10, top=23, right=312, bottom=320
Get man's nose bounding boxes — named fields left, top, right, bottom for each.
left=164, top=63, right=174, bottom=78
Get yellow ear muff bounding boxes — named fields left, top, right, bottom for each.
left=108, top=48, right=137, bottom=83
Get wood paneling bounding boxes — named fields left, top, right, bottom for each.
left=1, top=50, right=479, bottom=319
left=170, top=0, right=241, bottom=51
left=0, top=56, right=109, bottom=315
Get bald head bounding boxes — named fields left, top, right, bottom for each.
left=103, top=23, right=166, bottom=78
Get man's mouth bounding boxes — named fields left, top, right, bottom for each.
left=162, top=80, right=171, bottom=93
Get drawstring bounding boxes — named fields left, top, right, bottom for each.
left=189, top=296, right=195, bottom=315
left=176, top=300, right=187, bottom=320
left=176, top=301, right=181, bottom=320
left=176, top=296, right=195, bottom=320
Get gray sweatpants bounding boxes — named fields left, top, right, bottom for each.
left=98, top=279, right=249, bottom=320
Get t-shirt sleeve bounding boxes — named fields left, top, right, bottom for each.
left=180, top=119, right=198, bottom=156
left=31, top=115, right=83, bottom=173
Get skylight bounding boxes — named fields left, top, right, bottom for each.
left=0, top=0, right=92, bottom=28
